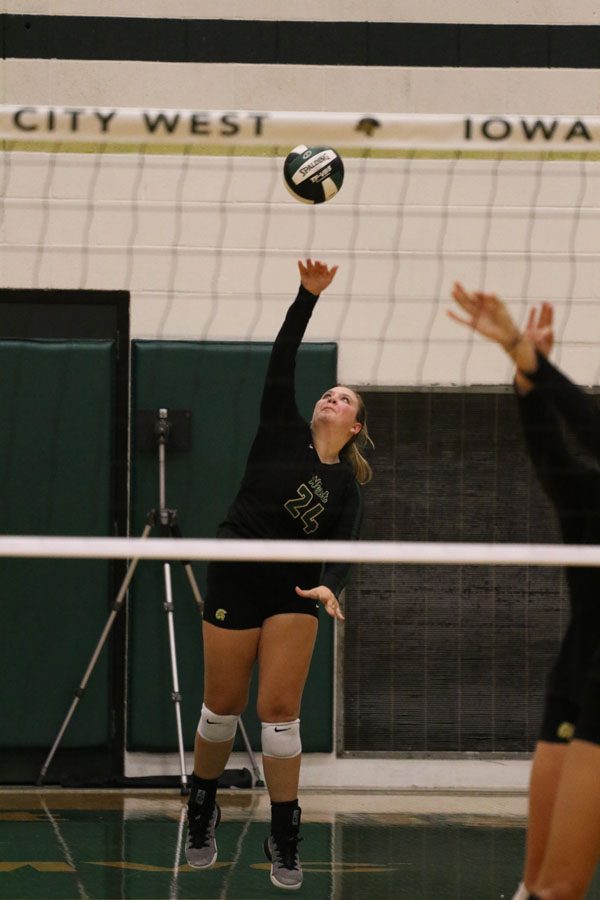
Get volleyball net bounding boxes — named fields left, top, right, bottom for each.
left=2, top=106, right=600, bottom=554
left=2, top=106, right=600, bottom=757
left=3, top=106, right=600, bottom=387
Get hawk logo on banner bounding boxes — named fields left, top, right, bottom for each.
left=355, top=116, right=381, bottom=137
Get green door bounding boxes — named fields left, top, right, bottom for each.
left=0, top=339, right=119, bottom=782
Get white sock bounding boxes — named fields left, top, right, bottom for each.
left=512, top=882, right=530, bottom=900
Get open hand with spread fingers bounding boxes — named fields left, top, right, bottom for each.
left=298, top=259, right=338, bottom=297
left=448, top=282, right=539, bottom=376
left=295, top=585, right=345, bottom=620
left=449, top=283, right=522, bottom=350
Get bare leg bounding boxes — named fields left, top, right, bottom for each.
left=256, top=613, right=318, bottom=801
left=522, top=742, right=568, bottom=889
left=534, top=886, right=576, bottom=900
left=194, top=620, right=261, bottom=778
left=533, top=740, right=600, bottom=900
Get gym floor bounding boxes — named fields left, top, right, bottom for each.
left=2, top=789, right=599, bottom=900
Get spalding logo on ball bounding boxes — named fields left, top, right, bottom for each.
left=283, top=145, right=344, bottom=204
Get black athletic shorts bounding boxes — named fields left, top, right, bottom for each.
left=540, top=633, right=580, bottom=743
left=575, top=646, right=600, bottom=745
left=203, top=559, right=321, bottom=630
left=540, top=638, right=600, bottom=746
left=540, top=692, right=579, bottom=743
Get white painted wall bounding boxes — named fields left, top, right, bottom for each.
left=7, top=61, right=600, bottom=117
left=5, top=1, right=600, bottom=25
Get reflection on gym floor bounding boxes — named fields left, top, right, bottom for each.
left=1, top=789, right=599, bottom=899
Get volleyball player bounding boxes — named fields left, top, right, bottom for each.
left=450, top=285, right=600, bottom=900
left=185, top=259, right=372, bottom=891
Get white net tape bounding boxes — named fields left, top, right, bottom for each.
left=0, top=536, right=599, bottom=567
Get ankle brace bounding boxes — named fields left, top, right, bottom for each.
left=189, top=773, right=218, bottom=808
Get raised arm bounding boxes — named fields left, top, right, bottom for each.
left=260, top=259, right=338, bottom=425
left=517, top=386, right=588, bottom=522
left=449, top=282, right=539, bottom=375
left=448, top=285, right=592, bottom=523
left=524, top=356, right=600, bottom=464
left=449, top=284, right=600, bottom=462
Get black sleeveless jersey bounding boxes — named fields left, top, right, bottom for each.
left=218, top=285, right=363, bottom=597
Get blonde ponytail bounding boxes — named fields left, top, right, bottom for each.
left=340, top=391, right=374, bottom=485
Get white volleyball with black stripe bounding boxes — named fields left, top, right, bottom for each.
left=283, top=145, right=344, bottom=204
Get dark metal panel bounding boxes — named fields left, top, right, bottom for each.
left=342, top=391, right=567, bottom=754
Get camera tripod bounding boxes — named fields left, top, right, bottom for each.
left=37, top=408, right=263, bottom=794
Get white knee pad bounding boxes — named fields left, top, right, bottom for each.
left=261, top=719, right=302, bottom=759
left=511, top=884, right=529, bottom=900
left=197, top=703, right=238, bottom=743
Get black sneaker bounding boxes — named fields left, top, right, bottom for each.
left=263, top=832, right=303, bottom=890
left=185, top=799, right=221, bottom=869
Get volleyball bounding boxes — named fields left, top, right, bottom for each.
left=283, top=145, right=344, bottom=204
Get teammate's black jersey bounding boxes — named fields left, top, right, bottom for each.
left=518, top=352, right=600, bottom=702
left=218, top=285, right=363, bottom=597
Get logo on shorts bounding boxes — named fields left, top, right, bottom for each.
left=557, top=721, right=575, bottom=741
left=215, top=608, right=227, bottom=621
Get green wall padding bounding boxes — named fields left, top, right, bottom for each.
left=0, top=340, right=114, bottom=748
left=129, top=340, right=337, bottom=752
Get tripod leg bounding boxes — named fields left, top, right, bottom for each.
left=162, top=562, right=189, bottom=796
left=37, top=523, right=153, bottom=786
left=171, top=523, right=265, bottom=787
left=236, top=717, right=265, bottom=788
left=182, top=563, right=203, bottom=612
left=171, top=522, right=263, bottom=786
left=169, top=522, right=203, bottom=613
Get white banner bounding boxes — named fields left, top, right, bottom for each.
left=1, top=105, right=599, bottom=150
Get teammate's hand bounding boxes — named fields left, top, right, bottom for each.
left=524, top=302, right=554, bottom=358
left=298, top=259, right=338, bottom=297
left=448, top=282, right=521, bottom=350
left=295, top=584, right=345, bottom=620
left=514, top=302, right=555, bottom=396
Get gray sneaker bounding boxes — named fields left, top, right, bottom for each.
left=185, top=800, right=221, bottom=869
left=263, top=833, right=303, bottom=891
